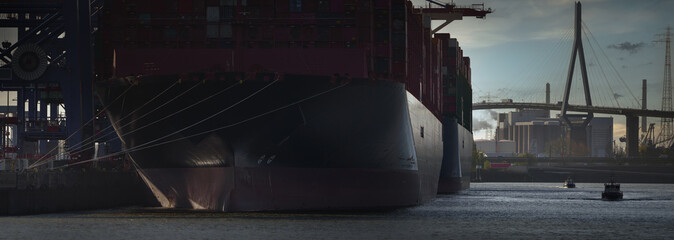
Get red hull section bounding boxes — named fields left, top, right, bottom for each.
left=138, top=167, right=422, bottom=211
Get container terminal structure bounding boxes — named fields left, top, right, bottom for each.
left=0, top=0, right=121, bottom=169
left=0, top=0, right=154, bottom=215
left=1, top=0, right=490, bottom=212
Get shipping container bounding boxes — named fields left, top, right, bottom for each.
left=96, top=0, right=474, bottom=119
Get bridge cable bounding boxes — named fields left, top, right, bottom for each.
left=550, top=28, right=576, bottom=105
left=556, top=27, right=576, bottom=104
left=582, top=28, right=615, bottom=108
left=530, top=27, right=574, bottom=103
left=583, top=25, right=621, bottom=108
left=583, top=21, right=641, bottom=108
left=500, top=27, right=573, bottom=103
left=581, top=31, right=604, bottom=107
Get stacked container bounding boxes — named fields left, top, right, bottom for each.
left=96, top=0, right=472, bottom=120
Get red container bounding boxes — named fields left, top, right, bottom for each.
left=342, top=27, right=358, bottom=41
left=374, top=44, right=389, bottom=57
left=277, top=0, right=290, bottom=13
left=96, top=0, right=475, bottom=119
left=275, top=26, right=293, bottom=41
left=374, top=0, right=390, bottom=8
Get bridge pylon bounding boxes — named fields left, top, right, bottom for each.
left=560, top=2, right=594, bottom=156
left=560, top=2, right=593, bottom=128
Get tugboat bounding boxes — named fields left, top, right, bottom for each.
left=563, top=177, right=576, bottom=188
left=602, top=177, right=623, bottom=200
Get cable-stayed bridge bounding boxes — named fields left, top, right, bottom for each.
left=472, top=2, right=673, bottom=157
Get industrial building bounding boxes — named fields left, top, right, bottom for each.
left=486, top=109, right=612, bottom=157
left=475, top=139, right=516, bottom=157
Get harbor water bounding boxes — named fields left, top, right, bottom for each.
left=1, top=182, right=672, bottom=239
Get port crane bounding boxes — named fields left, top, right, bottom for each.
left=641, top=124, right=656, bottom=146
left=639, top=123, right=657, bottom=154
left=638, top=123, right=674, bottom=155
left=426, top=0, right=492, bottom=18
left=0, top=0, right=118, bottom=169
left=422, top=0, right=493, bottom=33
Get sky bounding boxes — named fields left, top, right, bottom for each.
left=1, top=0, right=673, bottom=146
left=412, top=0, right=674, bottom=145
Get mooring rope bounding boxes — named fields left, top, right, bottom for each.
left=26, top=82, right=138, bottom=169
left=64, top=79, right=204, bottom=155
left=55, top=82, right=347, bottom=169
left=65, top=79, right=184, bottom=154
left=28, top=75, right=278, bottom=169
left=64, top=78, right=241, bottom=159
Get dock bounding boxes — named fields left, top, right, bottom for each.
left=0, top=170, right=157, bottom=215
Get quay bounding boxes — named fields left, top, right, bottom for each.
left=0, top=170, right=156, bottom=215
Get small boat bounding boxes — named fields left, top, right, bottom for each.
left=563, top=177, right=576, bottom=188
left=602, top=177, right=623, bottom=200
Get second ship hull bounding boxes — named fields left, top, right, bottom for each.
left=438, top=118, right=474, bottom=193
left=98, top=75, right=443, bottom=211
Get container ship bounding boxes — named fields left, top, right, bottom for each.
left=95, top=0, right=489, bottom=211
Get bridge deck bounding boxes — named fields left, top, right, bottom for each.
left=473, top=102, right=674, bottom=118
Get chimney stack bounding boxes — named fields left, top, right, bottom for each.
left=546, top=83, right=551, bottom=118
left=546, top=83, right=550, bottom=104
left=642, top=79, right=647, bottom=132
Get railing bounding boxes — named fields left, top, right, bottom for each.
left=24, top=117, right=66, bottom=133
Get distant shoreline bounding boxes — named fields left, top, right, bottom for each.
left=473, top=165, right=674, bottom=183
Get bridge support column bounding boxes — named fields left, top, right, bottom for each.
left=625, top=115, right=639, bottom=157
left=642, top=79, right=647, bottom=133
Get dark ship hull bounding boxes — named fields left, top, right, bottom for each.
left=438, top=118, right=474, bottom=193
left=93, top=0, right=490, bottom=211
left=98, top=75, right=443, bottom=211
left=601, top=192, right=623, bottom=201
left=602, top=179, right=623, bottom=201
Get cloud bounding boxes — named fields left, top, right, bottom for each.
left=530, top=27, right=571, bottom=41
left=613, top=123, right=626, bottom=147
left=613, top=93, right=623, bottom=99
left=473, top=118, right=494, bottom=131
left=438, top=17, right=517, bottom=49
left=488, top=109, right=498, bottom=120
left=472, top=110, right=498, bottom=131
left=607, top=41, right=645, bottom=54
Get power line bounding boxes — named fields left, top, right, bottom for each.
left=654, top=26, right=673, bottom=147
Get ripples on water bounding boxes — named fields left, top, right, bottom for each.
left=1, top=182, right=673, bottom=239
